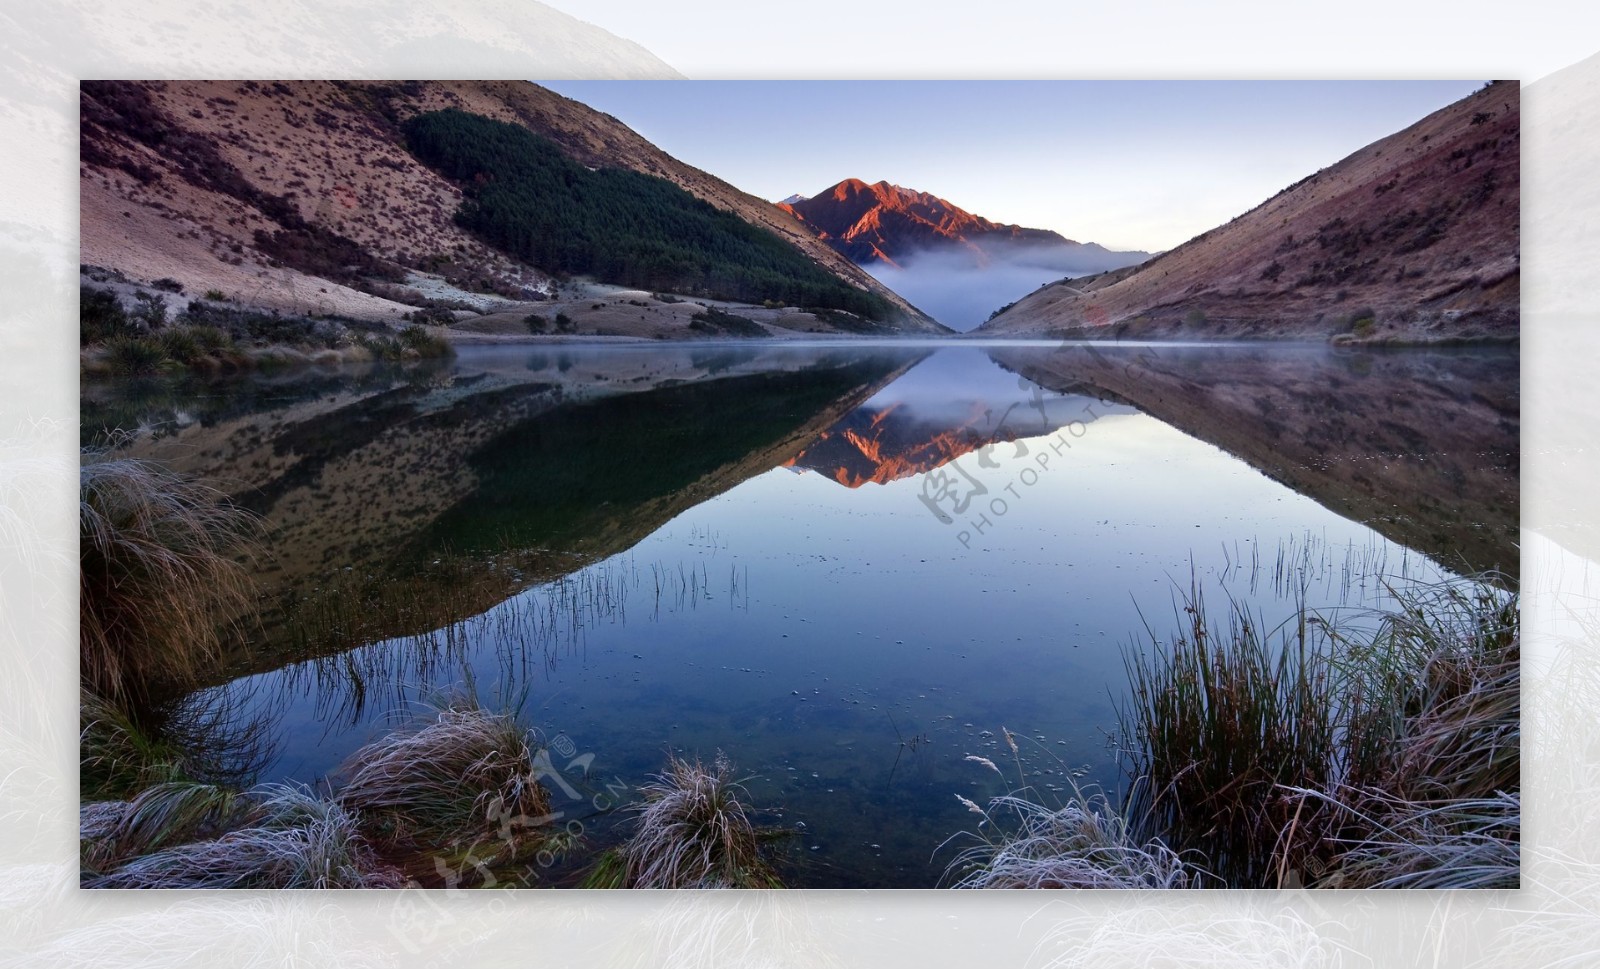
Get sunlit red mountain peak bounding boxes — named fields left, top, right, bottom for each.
left=778, top=178, right=1074, bottom=268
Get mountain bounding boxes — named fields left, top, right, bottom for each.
left=778, top=178, right=1147, bottom=272
left=779, top=193, right=808, bottom=205
left=78, top=80, right=947, bottom=338
left=977, top=81, right=1519, bottom=342
left=777, top=178, right=1148, bottom=331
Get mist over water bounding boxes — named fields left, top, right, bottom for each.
left=864, top=242, right=1148, bottom=331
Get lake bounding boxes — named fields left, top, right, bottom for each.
left=84, top=340, right=1519, bottom=888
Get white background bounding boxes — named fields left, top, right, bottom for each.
left=3, top=1, right=1597, bottom=965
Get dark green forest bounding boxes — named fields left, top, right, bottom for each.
left=403, top=109, right=891, bottom=318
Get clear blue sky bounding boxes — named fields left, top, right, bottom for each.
left=538, top=80, right=1483, bottom=253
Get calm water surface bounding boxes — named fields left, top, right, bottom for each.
left=89, top=340, right=1518, bottom=887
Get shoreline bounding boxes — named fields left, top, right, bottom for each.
left=80, top=329, right=1523, bottom=381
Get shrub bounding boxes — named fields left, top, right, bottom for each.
left=398, top=324, right=453, bottom=357
left=555, top=312, right=573, bottom=332
left=808, top=306, right=877, bottom=334
left=523, top=313, right=548, bottom=334
left=188, top=324, right=232, bottom=352
left=130, top=291, right=168, bottom=329
left=689, top=308, right=766, bottom=338
left=410, top=305, right=456, bottom=326
left=151, top=277, right=185, bottom=294
left=81, top=286, right=135, bottom=345
left=252, top=224, right=402, bottom=287
left=357, top=334, right=405, bottom=361
left=242, top=311, right=317, bottom=346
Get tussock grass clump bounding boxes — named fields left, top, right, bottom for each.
left=80, top=453, right=259, bottom=706
left=944, top=791, right=1199, bottom=889
left=84, top=783, right=397, bottom=889
left=81, top=686, right=276, bottom=803
left=102, top=335, right=168, bottom=375
left=336, top=704, right=550, bottom=852
left=1121, top=583, right=1361, bottom=887
left=1351, top=579, right=1519, bottom=800
left=1289, top=580, right=1520, bottom=888
left=155, top=326, right=203, bottom=364
left=80, top=690, right=185, bottom=801
left=1122, top=575, right=1518, bottom=888
left=1291, top=790, right=1519, bottom=888
left=952, top=574, right=1518, bottom=890
left=80, top=779, right=246, bottom=875
left=586, top=752, right=779, bottom=888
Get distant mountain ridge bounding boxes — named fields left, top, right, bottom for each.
left=779, top=178, right=1148, bottom=271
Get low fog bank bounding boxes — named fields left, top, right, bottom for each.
left=865, top=242, right=1149, bottom=332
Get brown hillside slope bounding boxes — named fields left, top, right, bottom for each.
left=978, top=82, right=1518, bottom=342
left=79, top=80, right=944, bottom=334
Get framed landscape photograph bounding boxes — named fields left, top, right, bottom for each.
left=78, top=78, right=1518, bottom=890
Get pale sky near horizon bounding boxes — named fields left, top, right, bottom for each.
left=538, top=80, right=1483, bottom=253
